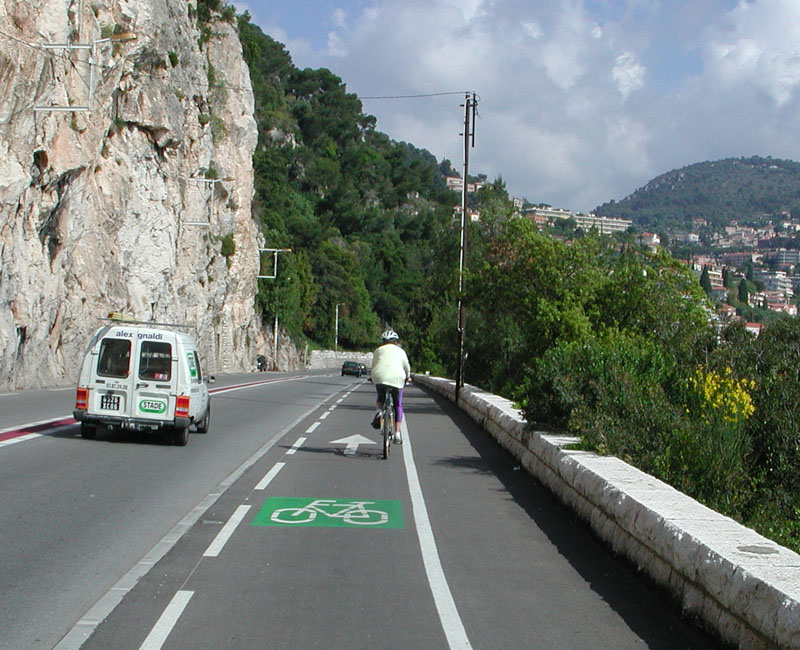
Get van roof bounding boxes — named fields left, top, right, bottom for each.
left=94, top=324, right=198, bottom=346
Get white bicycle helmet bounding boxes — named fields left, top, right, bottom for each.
left=381, top=329, right=399, bottom=342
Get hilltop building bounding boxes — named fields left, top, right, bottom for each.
left=446, top=176, right=484, bottom=193
left=573, top=213, right=632, bottom=234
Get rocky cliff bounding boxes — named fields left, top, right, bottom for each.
left=0, top=0, right=290, bottom=390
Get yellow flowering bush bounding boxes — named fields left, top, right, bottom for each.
left=678, top=366, right=756, bottom=511
left=688, top=366, right=755, bottom=424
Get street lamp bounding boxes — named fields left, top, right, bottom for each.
left=335, top=303, right=346, bottom=351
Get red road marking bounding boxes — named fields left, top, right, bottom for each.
left=0, top=417, right=77, bottom=442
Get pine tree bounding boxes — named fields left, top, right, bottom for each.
left=738, top=279, right=749, bottom=304
left=700, top=266, right=712, bottom=295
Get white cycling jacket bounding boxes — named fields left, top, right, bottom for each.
left=370, top=343, right=410, bottom=389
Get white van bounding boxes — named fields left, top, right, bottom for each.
left=73, top=318, right=213, bottom=446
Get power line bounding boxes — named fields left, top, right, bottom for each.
left=360, top=90, right=475, bottom=100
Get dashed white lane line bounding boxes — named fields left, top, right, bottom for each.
left=287, top=436, right=307, bottom=454
left=204, top=505, right=251, bottom=558
left=139, top=590, right=193, bottom=650
left=255, top=462, right=285, bottom=490
left=306, top=420, right=321, bottom=433
left=402, top=415, right=473, bottom=649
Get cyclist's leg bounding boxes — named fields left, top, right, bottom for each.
left=372, top=384, right=386, bottom=429
left=391, top=386, right=403, bottom=442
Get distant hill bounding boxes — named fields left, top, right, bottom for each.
left=594, top=156, right=800, bottom=232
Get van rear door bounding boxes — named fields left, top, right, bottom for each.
left=132, top=338, right=176, bottom=425
left=93, top=335, right=135, bottom=420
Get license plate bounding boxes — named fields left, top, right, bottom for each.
left=100, top=394, right=120, bottom=410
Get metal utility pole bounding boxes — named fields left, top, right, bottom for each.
left=33, top=31, right=136, bottom=113
left=184, top=176, right=235, bottom=227
left=455, top=92, right=477, bottom=403
left=257, top=248, right=292, bottom=370
left=335, top=303, right=345, bottom=351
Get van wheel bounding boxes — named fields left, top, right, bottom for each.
left=173, top=426, right=189, bottom=446
left=196, top=403, right=210, bottom=434
left=81, top=423, right=97, bottom=440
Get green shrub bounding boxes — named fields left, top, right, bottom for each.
left=522, top=329, right=756, bottom=514
left=220, top=233, right=235, bottom=257
left=523, top=330, right=684, bottom=465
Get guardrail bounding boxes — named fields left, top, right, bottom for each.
left=413, top=374, right=800, bottom=649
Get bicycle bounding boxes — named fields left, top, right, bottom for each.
left=381, top=388, right=395, bottom=459
left=270, top=499, right=389, bottom=525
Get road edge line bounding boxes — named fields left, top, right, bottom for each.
left=402, top=415, right=473, bottom=649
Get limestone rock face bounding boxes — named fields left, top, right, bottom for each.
left=0, top=0, right=283, bottom=390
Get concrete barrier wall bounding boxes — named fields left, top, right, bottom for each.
left=413, top=374, right=800, bottom=649
left=307, top=350, right=372, bottom=370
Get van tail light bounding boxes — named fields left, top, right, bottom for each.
left=76, top=387, right=89, bottom=411
left=175, top=395, right=190, bottom=418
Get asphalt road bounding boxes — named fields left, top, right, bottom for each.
left=0, top=373, right=721, bottom=649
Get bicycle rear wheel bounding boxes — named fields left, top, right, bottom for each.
left=382, top=395, right=393, bottom=459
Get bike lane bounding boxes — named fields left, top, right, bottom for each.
left=79, top=379, right=721, bottom=650
left=81, top=380, right=452, bottom=650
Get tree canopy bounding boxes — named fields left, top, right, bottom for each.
left=238, top=14, right=456, bottom=350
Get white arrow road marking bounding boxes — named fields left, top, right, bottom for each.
left=330, top=434, right=375, bottom=455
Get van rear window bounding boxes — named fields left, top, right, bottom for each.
left=98, top=339, right=132, bottom=378
left=139, top=341, right=172, bottom=381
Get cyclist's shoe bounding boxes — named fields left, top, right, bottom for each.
left=393, top=432, right=403, bottom=444
left=371, top=413, right=381, bottom=429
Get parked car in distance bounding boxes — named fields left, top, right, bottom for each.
left=341, top=361, right=364, bottom=377
left=256, top=354, right=267, bottom=371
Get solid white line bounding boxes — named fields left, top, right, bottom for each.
left=203, top=505, right=251, bottom=558
left=255, top=462, right=285, bottom=490
left=0, top=416, right=70, bottom=435
left=287, top=436, right=307, bottom=454
left=139, top=590, right=193, bottom=650
left=402, top=416, right=473, bottom=649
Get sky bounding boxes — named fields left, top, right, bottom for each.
left=236, top=0, right=800, bottom=214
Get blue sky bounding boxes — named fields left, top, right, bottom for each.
left=237, top=0, right=800, bottom=214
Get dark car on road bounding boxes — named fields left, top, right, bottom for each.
left=256, top=355, right=267, bottom=371
left=341, top=361, right=364, bottom=377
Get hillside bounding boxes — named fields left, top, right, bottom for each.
left=594, top=156, right=800, bottom=232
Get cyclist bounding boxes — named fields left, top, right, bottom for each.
left=370, top=329, right=410, bottom=443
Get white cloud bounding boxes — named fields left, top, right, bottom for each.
left=704, top=0, right=800, bottom=106
left=331, top=8, right=347, bottom=29
left=522, top=21, right=542, bottom=40
left=612, top=52, right=645, bottom=98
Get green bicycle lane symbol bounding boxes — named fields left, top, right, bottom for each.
left=253, top=497, right=403, bottom=529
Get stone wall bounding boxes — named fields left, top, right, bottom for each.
left=307, top=350, right=372, bottom=370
